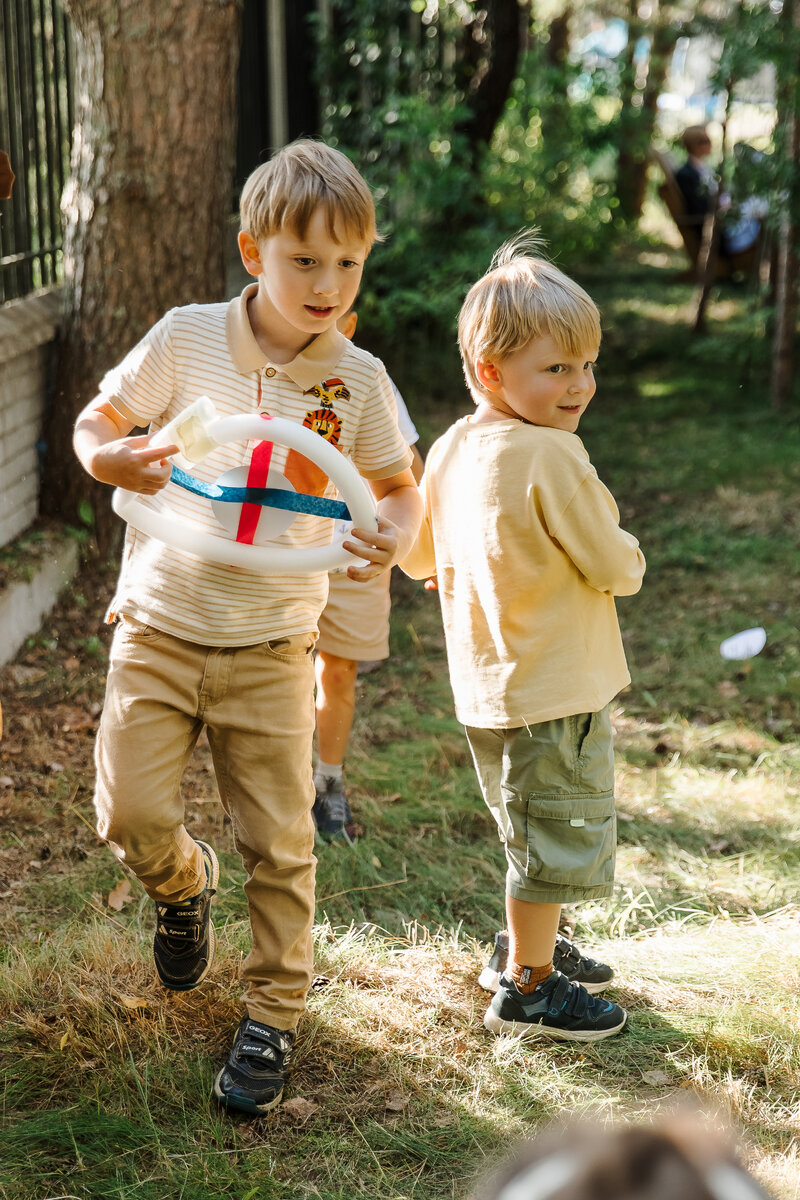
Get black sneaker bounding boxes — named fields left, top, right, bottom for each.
left=478, top=931, right=614, bottom=995
left=152, top=840, right=219, bottom=991
left=312, top=775, right=356, bottom=842
left=213, top=1017, right=295, bottom=1115
left=484, top=971, right=627, bottom=1042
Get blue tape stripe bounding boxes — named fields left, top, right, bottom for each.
left=170, top=466, right=350, bottom=520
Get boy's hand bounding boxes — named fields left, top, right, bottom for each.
left=343, top=517, right=400, bottom=582
left=90, top=434, right=179, bottom=493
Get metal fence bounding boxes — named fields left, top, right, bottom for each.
left=0, top=0, right=73, bottom=304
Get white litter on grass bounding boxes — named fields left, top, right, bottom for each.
left=720, top=627, right=767, bottom=661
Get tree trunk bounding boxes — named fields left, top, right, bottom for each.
left=456, top=0, right=526, bottom=166
left=41, top=0, right=242, bottom=555
left=770, top=0, right=800, bottom=410
left=693, top=81, right=733, bottom=335
left=615, top=2, right=677, bottom=221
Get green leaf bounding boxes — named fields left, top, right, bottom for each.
left=78, top=500, right=94, bottom=528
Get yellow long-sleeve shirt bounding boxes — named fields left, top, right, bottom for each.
left=401, top=417, right=645, bottom=728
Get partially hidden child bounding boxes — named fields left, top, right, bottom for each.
left=72, top=140, right=422, bottom=1115
left=313, top=306, right=425, bottom=842
left=401, top=235, right=645, bottom=1043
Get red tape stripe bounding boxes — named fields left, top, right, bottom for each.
left=236, top=410, right=274, bottom=545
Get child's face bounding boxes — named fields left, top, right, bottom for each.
left=482, top=333, right=598, bottom=433
left=246, top=206, right=367, bottom=342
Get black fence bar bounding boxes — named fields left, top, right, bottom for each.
left=0, top=0, right=73, bottom=304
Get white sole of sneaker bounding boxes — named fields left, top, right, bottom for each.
left=483, top=1007, right=627, bottom=1042
left=212, top=1071, right=284, bottom=1115
left=478, top=967, right=610, bottom=996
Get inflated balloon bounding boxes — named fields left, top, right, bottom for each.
left=112, top=403, right=378, bottom=574
left=719, top=627, right=767, bottom=661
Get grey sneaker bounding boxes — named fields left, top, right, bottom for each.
left=152, top=840, right=219, bottom=991
left=478, top=931, right=614, bottom=995
left=312, top=775, right=356, bottom=842
left=213, top=1017, right=295, bottom=1115
left=485, top=971, right=627, bottom=1042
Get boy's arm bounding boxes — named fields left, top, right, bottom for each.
left=408, top=444, right=425, bottom=484
left=398, top=466, right=436, bottom=580
left=342, top=466, right=423, bottom=582
left=74, top=396, right=178, bottom=494
left=550, top=475, right=645, bottom=596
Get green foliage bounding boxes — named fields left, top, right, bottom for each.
left=310, top=2, right=632, bottom=340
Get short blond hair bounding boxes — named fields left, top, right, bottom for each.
left=240, top=139, right=378, bottom=249
left=458, top=233, right=601, bottom=402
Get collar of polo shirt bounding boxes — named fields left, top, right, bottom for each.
left=226, top=284, right=349, bottom=392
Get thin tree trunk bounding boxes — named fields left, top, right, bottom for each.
left=694, top=80, right=733, bottom=333
left=41, top=0, right=241, bottom=555
left=770, top=0, right=800, bottom=409
left=616, top=3, right=677, bottom=220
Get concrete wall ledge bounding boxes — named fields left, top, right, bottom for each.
left=0, top=289, right=62, bottom=367
left=0, top=525, right=80, bottom=666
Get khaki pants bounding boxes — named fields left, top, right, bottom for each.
left=94, top=616, right=317, bottom=1030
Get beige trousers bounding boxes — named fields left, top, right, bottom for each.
left=94, top=616, right=317, bottom=1030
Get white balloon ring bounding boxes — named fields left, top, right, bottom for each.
left=112, top=413, right=378, bottom=574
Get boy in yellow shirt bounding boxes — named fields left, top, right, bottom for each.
left=73, top=140, right=422, bottom=1113
left=402, top=235, right=645, bottom=1042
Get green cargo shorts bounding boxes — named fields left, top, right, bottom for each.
left=465, top=706, right=616, bottom=903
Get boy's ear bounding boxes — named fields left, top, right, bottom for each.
left=475, top=359, right=502, bottom=393
left=337, top=311, right=358, bottom=340
left=238, top=230, right=263, bottom=277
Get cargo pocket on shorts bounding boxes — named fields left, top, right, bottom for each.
left=525, top=793, right=616, bottom=889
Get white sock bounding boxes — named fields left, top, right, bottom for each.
left=314, top=760, right=343, bottom=786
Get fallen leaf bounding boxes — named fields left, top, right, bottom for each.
left=282, top=1097, right=319, bottom=1120
left=371, top=855, right=382, bottom=868
left=117, top=994, right=148, bottom=1010
left=107, top=878, right=133, bottom=911
left=59, top=1031, right=70, bottom=1050
left=642, top=1070, right=670, bottom=1086
left=61, top=709, right=95, bottom=732
left=385, top=1090, right=408, bottom=1112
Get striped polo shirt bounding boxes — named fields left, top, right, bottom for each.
left=101, top=284, right=412, bottom=646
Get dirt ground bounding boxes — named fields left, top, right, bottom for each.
left=0, top=556, right=227, bottom=909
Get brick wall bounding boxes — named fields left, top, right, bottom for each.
left=0, top=290, right=61, bottom=547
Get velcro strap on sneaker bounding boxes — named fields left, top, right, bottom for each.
left=155, top=902, right=203, bottom=941
left=238, top=1020, right=293, bottom=1066
left=554, top=935, right=582, bottom=970
left=547, top=972, right=585, bottom=1018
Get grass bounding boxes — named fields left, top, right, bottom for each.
left=1, top=240, right=799, bottom=1199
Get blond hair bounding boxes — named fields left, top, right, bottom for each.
left=458, top=233, right=601, bottom=403
left=240, top=139, right=378, bottom=249
left=478, top=1112, right=772, bottom=1200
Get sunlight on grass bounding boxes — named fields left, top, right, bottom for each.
left=1, top=251, right=799, bottom=1198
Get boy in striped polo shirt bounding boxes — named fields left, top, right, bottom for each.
left=73, top=140, right=422, bottom=1115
